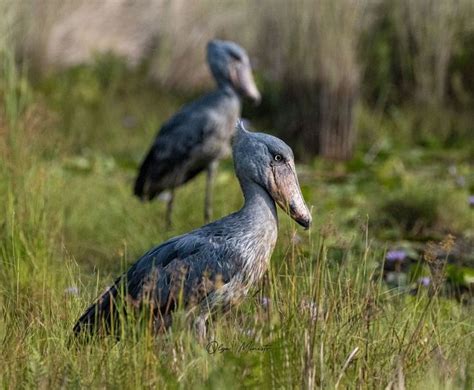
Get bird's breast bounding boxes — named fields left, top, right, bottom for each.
left=202, top=101, right=239, bottom=157
left=233, top=227, right=278, bottom=293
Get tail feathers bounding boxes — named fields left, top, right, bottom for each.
left=134, top=150, right=156, bottom=200
left=73, top=283, right=121, bottom=337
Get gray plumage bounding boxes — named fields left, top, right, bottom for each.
left=134, top=40, right=260, bottom=225
left=74, top=122, right=311, bottom=339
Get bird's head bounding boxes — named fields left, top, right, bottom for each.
left=233, top=121, right=312, bottom=229
left=207, top=40, right=261, bottom=104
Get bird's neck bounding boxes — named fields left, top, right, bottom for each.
left=235, top=179, right=279, bottom=287
left=240, top=179, right=278, bottom=230
left=218, top=83, right=241, bottom=102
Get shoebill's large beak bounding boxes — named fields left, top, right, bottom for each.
left=268, top=160, right=312, bottom=229
left=229, top=61, right=261, bottom=105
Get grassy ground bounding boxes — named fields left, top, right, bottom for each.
left=0, top=58, right=473, bottom=388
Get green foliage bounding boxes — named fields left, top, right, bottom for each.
left=357, top=103, right=474, bottom=153
left=369, top=170, right=471, bottom=240
left=0, top=32, right=473, bottom=390
left=450, top=29, right=474, bottom=107
left=36, top=54, right=183, bottom=159
left=381, top=190, right=439, bottom=236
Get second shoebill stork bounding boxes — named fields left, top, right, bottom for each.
left=134, top=40, right=261, bottom=227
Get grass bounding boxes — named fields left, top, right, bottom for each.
left=0, top=56, right=473, bottom=388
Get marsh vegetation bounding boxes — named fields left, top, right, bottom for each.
left=0, top=0, right=473, bottom=388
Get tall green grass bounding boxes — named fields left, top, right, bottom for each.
left=1, top=102, right=472, bottom=389
left=0, top=10, right=473, bottom=388
left=1, top=191, right=472, bottom=388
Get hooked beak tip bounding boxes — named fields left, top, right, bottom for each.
left=297, top=215, right=312, bottom=230
left=248, top=91, right=261, bottom=105
left=288, top=201, right=311, bottom=230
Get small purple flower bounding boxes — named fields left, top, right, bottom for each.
left=469, top=195, right=474, bottom=208
left=386, top=250, right=407, bottom=262
left=418, top=277, right=431, bottom=287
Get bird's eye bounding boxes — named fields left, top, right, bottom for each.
left=229, top=51, right=242, bottom=62
left=274, top=154, right=282, bottom=162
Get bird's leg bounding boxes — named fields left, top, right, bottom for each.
left=166, top=189, right=175, bottom=229
left=204, top=161, right=218, bottom=223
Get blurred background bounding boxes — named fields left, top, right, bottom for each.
left=0, top=1, right=473, bottom=386
left=3, top=0, right=474, bottom=157
left=0, top=0, right=473, bottom=297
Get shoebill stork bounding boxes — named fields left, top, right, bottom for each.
left=134, top=40, right=261, bottom=227
left=74, top=122, right=312, bottom=340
